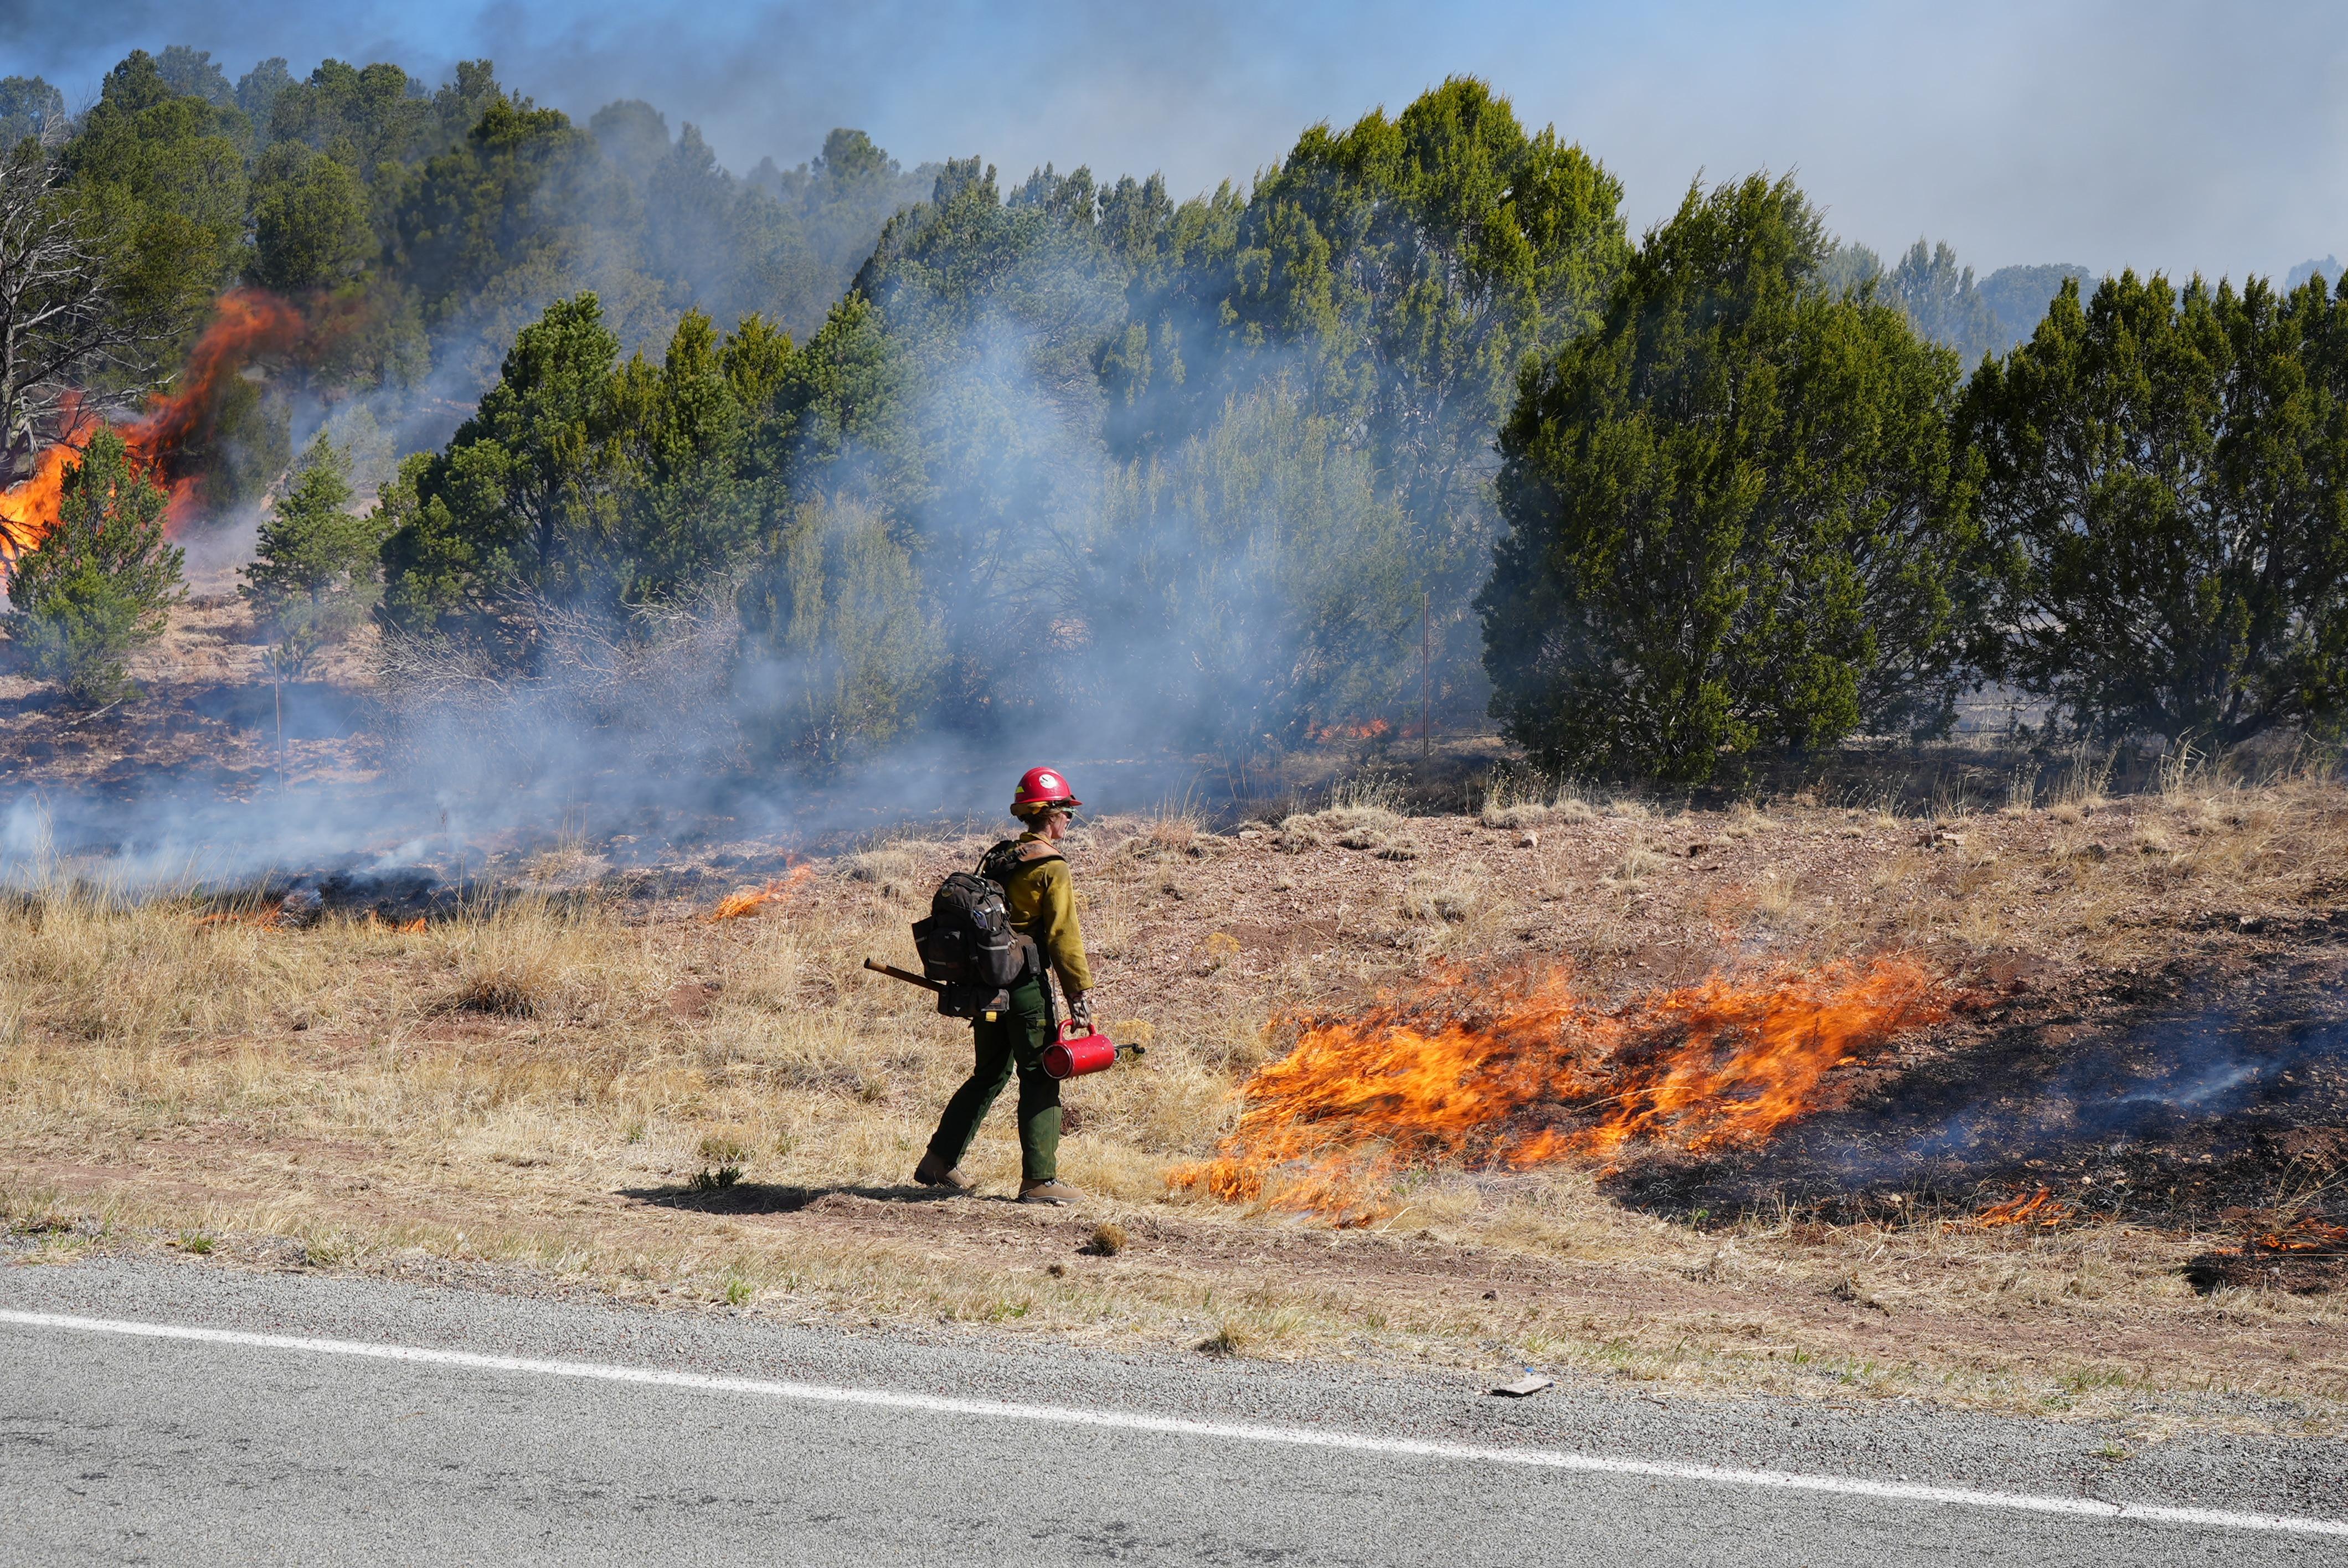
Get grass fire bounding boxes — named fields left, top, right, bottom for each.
left=1175, top=956, right=1954, bottom=1219
left=707, top=863, right=815, bottom=922
left=3, top=36, right=2347, bottom=1463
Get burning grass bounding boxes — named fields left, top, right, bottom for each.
left=706, top=862, right=814, bottom=921
left=1956, top=1189, right=2077, bottom=1231
left=1172, top=956, right=1955, bottom=1221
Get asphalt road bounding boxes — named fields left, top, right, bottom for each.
left=2, top=1256, right=2341, bottom=1566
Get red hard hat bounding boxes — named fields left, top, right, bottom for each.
left=1012, top=766, right=1081, bottom=812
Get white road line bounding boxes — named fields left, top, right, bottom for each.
left=5, top=1308, right=2341, bottom=1539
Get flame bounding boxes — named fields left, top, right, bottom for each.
left=1172, top=955, right=1953, bottom=1220
left=707, top=862, right=814, bottom=922
left=0, top=290, right=305, bottom=569
left=2246, top=1218, right=2347, bottom=1256
left=0, top=393, right=95, bottom=566
left=1956, top=1188, right=2075, bottom=1230
left=1312, top=719, right=1391, bottom=742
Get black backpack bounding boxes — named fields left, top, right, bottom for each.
left=912, top=869, right=1036, bottom=1015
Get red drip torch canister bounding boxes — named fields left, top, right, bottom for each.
left=1042, top=1023, right=1118, bottom=1079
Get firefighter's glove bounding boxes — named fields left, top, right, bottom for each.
left=1067, top=990, right=1095, bottom=1032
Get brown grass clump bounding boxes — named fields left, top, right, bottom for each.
left=1611, top=844, right=1670, bottom=885
left=1196, top=1322, right=1252, bottom=1356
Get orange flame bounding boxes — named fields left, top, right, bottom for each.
left=0, top=393, right=94, bottom=566
left=1312, top=719, right=1391, bottom=742
left=1172, top=955, right=1953, bottom=1220
left=1955, top=1188, right=2075, bottom=1231
left=707, top=862, right=814, bottom=922
left=2246, top=1218, right=2347, bottom=1256
left=0, top=290, right=305, bottom=569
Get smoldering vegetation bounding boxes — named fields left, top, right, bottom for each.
left=1602, top=952, right=2348, bottom=1240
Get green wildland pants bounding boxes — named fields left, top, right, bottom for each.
left=924, top=976, right=1061, bottom=1183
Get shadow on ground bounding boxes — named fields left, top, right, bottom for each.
left=618, top=1180, right=979, bottom=1215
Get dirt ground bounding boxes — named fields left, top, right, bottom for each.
left=6, top=753, right=2347, bottom=1440
left=0, top=560, right=381, bottom=798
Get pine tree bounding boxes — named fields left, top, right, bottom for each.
left=2, top=430, right=185, bottom=704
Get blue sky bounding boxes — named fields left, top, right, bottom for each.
left=10, top=0, right=2346, bottom=280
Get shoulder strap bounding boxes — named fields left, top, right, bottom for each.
left=977, top=839, right=1022, bottom=882
left=980, top=838, right=1063, bottom=880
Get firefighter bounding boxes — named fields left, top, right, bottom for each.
left=913, top=766, right=1094, bottom=1205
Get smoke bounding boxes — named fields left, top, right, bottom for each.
left=1641, top=989, right=2348, bottom=1216
left=18, top=3, right=2348, bottom=893
left=16, top=1, right=2348, bottom=280
left=1898, top=1006, right=2348, bottom=1165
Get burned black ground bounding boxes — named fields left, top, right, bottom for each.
left=1603, top=942, right=2348, bottom=1291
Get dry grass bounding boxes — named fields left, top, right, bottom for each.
left=5, top=782, right=2348, bottom=1432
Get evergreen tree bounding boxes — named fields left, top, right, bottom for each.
left=1964, top=271, right=2348, bottom=744
left=248, top=143, right=374, bottom=295
left=244, top=431, right=379, bottom=676
left=745, top=493, right=941, bottom=759
left=831, top=79, right=1631, bottom=742
left=1481, top=174, right=1980, bottom=782
left=63, top=51, right=253, bottom=363
left=154, top=47, right=236, bottom=109
left=1889, top=240, right=2000, bottom=365
left=233, top=59, right=295, bottom=146
left=2, top=430, right=185, bottom=704
left=0, top=75, right=66, bottom=149
left=377, top=292, right=623, bottom=649
left=1094, top=377, right=1415, bottom=751
left=605, top=309, right=774, bottom=600
left=1977, top=263, right=2094, bottom=355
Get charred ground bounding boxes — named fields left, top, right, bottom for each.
left=1603, top=945, right=2348, bottom=1289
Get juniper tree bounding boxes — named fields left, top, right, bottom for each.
left=1964, top=271, right=2348, bottom=744
left=1480, top=174, right=1981, bottom=782
left=244, top=430, right=379, bottom=677
left=2, top=429, right=184, bottom=704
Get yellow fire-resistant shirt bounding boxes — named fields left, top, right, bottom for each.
left=992, top=832, right=1093, bottom=994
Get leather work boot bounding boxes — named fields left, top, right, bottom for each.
left=912, top=1153, right=974, bottom=1193
left=1017, top=1179, right=1084, bottom=1206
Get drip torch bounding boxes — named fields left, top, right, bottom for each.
left=862, top=958, right=1147, bottom=1079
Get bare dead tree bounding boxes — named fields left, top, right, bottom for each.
left=0, top=136, right=174, bottom=483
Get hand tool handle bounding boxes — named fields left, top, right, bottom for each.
left=863, top=957, right=946, bottom=993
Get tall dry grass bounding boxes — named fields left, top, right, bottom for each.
left=0, top=848, right=1245, bottom=1214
